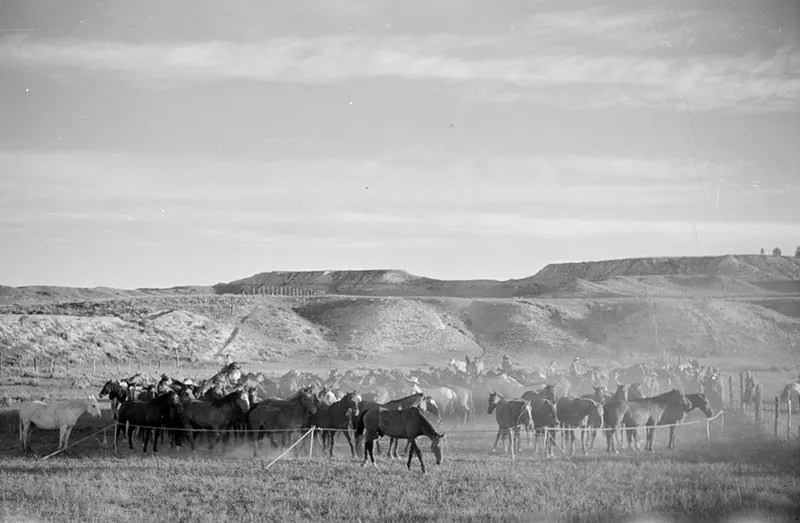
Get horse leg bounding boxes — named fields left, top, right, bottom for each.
left=668, top=426, right=676, bottom=450
left=646, top=425, right=654, bottom=451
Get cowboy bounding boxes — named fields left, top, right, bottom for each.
left=501, top=354, right=512, bottom=374
left=569, top=357, right=581, bottom=377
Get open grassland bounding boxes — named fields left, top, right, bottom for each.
left=1, top=405, right=798, bottom=523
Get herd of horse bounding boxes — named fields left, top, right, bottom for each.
left=14, top=358, right=743, bottom=472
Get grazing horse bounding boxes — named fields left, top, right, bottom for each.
left=248, top=388, right=318, bottom=454
left=623, top=389, right=692, bottom=451
left=180, top=389, right=251, bottom=451
left=115, top=391, right=183, bottom=453
left=487, top=392, right=533, bottom=458
left=355, top=406, right=445, bottom=472
left=556, top=397, right=604, bottom=454
left=359, top=393, right=428, bottom=459
left=311, top=392, right=360, bottom=457
left=19, top=396, right=102, bottom=455
left=99, top=380, right=128, bottom=420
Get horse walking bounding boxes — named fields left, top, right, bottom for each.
left=555, top=397, right=603, bottom=454
left=115, top=391, right=183, bottom=453
left=355, top=406, right=445, bottom=473
left=180, top=389, right=251, bottom=452
left=19, top=396, right=103, bottom=455
left=623, top=389, right=692, bottom=451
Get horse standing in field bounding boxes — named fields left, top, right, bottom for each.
left=311, top=392, right=360, bottom=457
left=487, top=392, right=533, bottom=458
left=523, top=384, right=557, bottom=404
left=115, top=391, right=183, bottom=453
left=556, top=397, right=604, bottom=454
left=99, top=380, right=129, bottom=420
left=19, top=396, right=103, bottom=455
left=654, top=392, right=714, bottom=450
left=355, top=406, right=445, bottom=472
left=623, top=389, right=692, bottom=451
left=248, top=388, right=318, bottom=454
left=779, top=382, right=800, bottom=413
left=180, top=389, right=251, bottom=452
left=530, top=398, right=559, bottom=457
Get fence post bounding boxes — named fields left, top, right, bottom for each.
left=33, top=357, right=38, bottom=377
left=788, top=399, right=793, bottom=440
left=174, top=348, right=180, bottom=367
left=738, top=372, right=744, bottom=413
left=728, top=376, right=735, bottom=411
left=0, top=352, right=3, bottom=378
left=49, top=357, right=55, bottom=378
left=774, top=397, right=780, bottom=439
left=754, top=384, right=762, bottom=422
left=116, top=359, right=121, bottom=374
left=92, top=358, right=96, bottom=375
left=309, top=426, right=314, bottom=458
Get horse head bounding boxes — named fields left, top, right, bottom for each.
left=430, top=432, right=446, bottom=465
left=87, top=395, right=102, bottom=418
left=688, top=393, right=713, bottom=417
left=99, top=380, right=113, bottom=398
left=297, top=388, right=318, bottom=415
left=234, top=388, right=251, bottom=413
left=487, top=391, right=501, bottom=414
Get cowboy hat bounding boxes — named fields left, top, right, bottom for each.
left=407, top=376, right=420, bottom=384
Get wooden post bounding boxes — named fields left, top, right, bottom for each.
left=174, top=348, right=180, bottom=367
left=738, top=372, right=744, bottom=412
left=33, top=357, right=38, bottom=377
left=0, top=352, right=3, bottom=378
left=774, top=397, right=780, bottom=439
left=66, top=359, right=70, bottom=377
left=754, top=384, right=762, bottom=422
left=92, top=358, right=96, bottom=375
left=728, top=376, right=735, bottom=411
left=49, top=357, right=55, bottom=378
left=116, top=359, right=121, bottom=374
left=788, top=399, right=793, bottom=440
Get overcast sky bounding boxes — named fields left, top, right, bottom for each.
left=1, top=0, right=798, bottom=288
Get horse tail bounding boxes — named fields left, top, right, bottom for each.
left=354, top=407, right=367, bottom=438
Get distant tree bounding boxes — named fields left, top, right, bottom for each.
left=773, top=247, right=782, bottom=256
left=760, top=248, right=765, bottom=255
left=795, top=246, right=800, bottom=258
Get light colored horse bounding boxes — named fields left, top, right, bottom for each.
left=410, top=384, right=456, bottom=418
left=780, top=382, right=800, bottom=412
left=19, top=396, right=103, bottom=455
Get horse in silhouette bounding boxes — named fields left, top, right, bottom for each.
left=358, top=393, right=427, bottom=458
left=355, top=406, right=445, bottom=472
left=180, top=389, right=250, bottom=451
left=311, top=391, right=360, bottom=457
left=656, top=392, right=713, bottom=450
left=248, top=388, right=318, bottom=454
left=556, top=397, right=604, bottom=454
left=488, top=392, right=533, bottom=458
left=99, top=380, right=129, bottom=420
left=19, top=396, right=102, bottom=455
left=115, top=391, right=182, bottom=453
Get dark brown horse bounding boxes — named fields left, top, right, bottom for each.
left=623, top=389, right=692, bottom=451
left=530, top=398, right=559, bottom=457
left=179, top=389, right=250, bottom=451
left=522, top=384, right=556, bottom=404
left=311, top=391, right=360, bottom=457
left=657, top=392, right=713, bottom=450
left=99, top=380, right=129, bottom=420
left=358, top=393, right=427, bottom=458
left=355, top=406, right=445, bottom=472
left=248, top=388, right=318, bottom=454
left=487, top=392, right=533, bottom=458
left=555, top=397, right=603, bottom=454
left=115, top=391, right=183, bottom=453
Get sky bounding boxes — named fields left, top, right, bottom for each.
left=0, top=0, right=798, bottom=288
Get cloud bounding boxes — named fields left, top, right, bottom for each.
left=1, top=31, right=797, bottom=112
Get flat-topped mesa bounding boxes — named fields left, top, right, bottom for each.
left=527, top=254, right=800, bottom=289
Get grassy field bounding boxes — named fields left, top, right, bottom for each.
left=1, top=400, right=799, bottom=523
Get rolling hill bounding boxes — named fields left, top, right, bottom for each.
left=1, top=254, right=798, bottom=369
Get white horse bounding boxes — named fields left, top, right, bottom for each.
left=19, top=396, right=103, bottom=455
left=780, top=382, right=800, bottom=412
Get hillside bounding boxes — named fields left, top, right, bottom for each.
left=1, top=254, right=799, bottom=368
